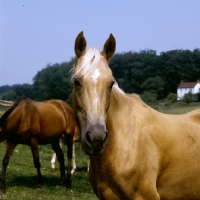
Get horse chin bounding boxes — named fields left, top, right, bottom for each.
left=84, top=148, right=104, bottom=156
left=83, top=142, right=106, bottom=156
left=85, top=151, right=103, bottom=156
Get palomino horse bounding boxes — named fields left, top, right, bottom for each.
left=71, top=31, right=200, bottom=199
left=0, top=97, right=78, bottom=194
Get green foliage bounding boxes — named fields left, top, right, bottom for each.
left=193, top=92, right=200, bottom=102
left=14, top=84, right=34, bottom=98
left=183, top=92, right=194, bottom=103
left=32, top=61, right=75, bottom=103
left=1, top=90, right=18, bottom=101
left=166, top=93, right=177, bottom=103
left=1, top=84, right=34, bottom=100
left=140, top=91, right=157, bottom=104
left=140, top=76, right=165, bottom=99
left=0, top=85, right=14, bottom=95
left=110, top=48, right=200, bottom=99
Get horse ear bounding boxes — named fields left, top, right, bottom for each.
left=102, top=34, right=116, bottom=60
left=74, top=31, right=87, bottom=58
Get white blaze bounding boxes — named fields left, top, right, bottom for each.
left=91, top=68, right=100, bottom=83
left=91, top=69, right=100, bottom=114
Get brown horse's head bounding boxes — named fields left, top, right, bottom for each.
left=72, top=31, right=116, bottom=155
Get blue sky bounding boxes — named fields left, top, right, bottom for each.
left=0, top=0, right=200, bottom=86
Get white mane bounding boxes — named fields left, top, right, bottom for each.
left=72, top=48, right=101, bottom=80
left=113, top=83, right=125, bottom=94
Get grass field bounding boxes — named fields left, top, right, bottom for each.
left=150, top=101, right=200, bottom=114
left=0, top=101, right=200, bottom=199
left=0, top=143, right=97, bottom=200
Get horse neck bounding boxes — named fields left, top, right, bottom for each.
left=106, top=85, right=150, bottom=143
left=108, top=85, right=143, bottom=119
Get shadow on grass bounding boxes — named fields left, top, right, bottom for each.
left=5, top=175, right=62, bottom=189
left=4, top=165, right=90, bottom=190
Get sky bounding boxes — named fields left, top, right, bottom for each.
left=0, top=1, right=200, bottom=86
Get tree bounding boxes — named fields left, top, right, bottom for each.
left=0, top=85, right=14, bottom=95
left=13, top=84, right=34, bottom=99
left=32, top=60, right=75, bottom=103
left=2, top=48, right=200, bottom=102
left=2, top=90, right=18, bottom=101
left=140, top=76, right=165, bottom=99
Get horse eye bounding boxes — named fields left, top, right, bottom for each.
left=74, top=79, right=81, bottom=87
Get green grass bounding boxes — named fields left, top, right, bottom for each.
left=150, top=101, right=200, bottom=114
left=0, top=143, right=97, bottom=200
left=159, top=105, right=200, bottom=114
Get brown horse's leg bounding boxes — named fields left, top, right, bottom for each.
left=30, top=138, right=43, bottom=191
left=71, top=144, right=76, bottom=174
left=51, top=141, right=66, bottom=186
left=0, top=141, right=17, bottom=194
left=65, top=134, right=73, bottom=187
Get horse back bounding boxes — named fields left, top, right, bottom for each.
left=3, top=98, right=76, bottom=144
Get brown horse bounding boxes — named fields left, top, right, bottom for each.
left=71, top=31, right=200, bottom=199
left=0, top=97, right=78, bottom=194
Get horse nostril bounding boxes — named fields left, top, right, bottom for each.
left=86, top=131, right=91, bottom=144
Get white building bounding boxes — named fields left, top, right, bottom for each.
left=177, top=80, right=200, bottom=100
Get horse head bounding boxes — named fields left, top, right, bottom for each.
left=72, top=31, right=116, bottom=155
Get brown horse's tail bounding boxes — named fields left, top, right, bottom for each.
left=0, top=120, right=8, bottom=142
left=73, top=121, right=81, bottom=142
left=0, top=130, right=7, bottom=143
left=0, top=97, right=26, bottom=143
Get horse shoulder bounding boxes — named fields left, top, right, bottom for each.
left=52, top=100, right=77, bottom=136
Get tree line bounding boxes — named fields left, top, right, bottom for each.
left=0, top=48, right=200, bottom=104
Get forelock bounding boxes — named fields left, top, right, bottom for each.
left=72, top=48, right=101, bottom=80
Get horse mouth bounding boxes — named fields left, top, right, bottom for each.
left=85, top=151, right=103, bottom=156
left=83, top=139, right=107, bottom=155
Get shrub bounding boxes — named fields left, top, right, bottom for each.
left=140, top=91, right=157, bottom=104
left=183, top=92, right=193, bottom=103
left=166, top=93, right=177, bottom=103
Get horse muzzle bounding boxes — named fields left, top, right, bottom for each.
left=83, top=124, right=108, bottom=155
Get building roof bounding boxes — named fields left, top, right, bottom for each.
left=178, top=81, right=198, bottom=88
